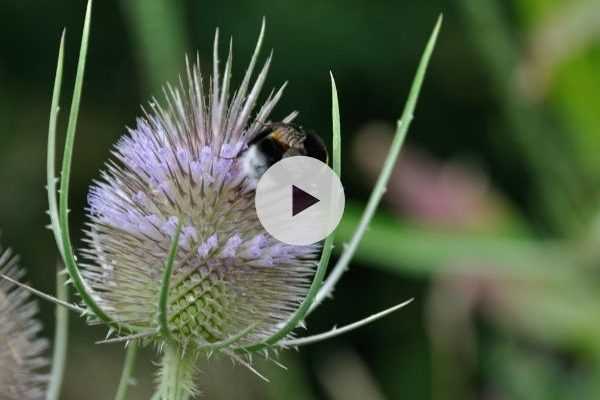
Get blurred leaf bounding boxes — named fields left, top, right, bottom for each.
left=516, top=0, right=600, bottom=183
left=336, top=202, right=577, bottom=280
left=121, top=0, right=188, bottom=94
left=489, top=338, right=599, bottom=400
left=459, top=0, right=592, bottom=233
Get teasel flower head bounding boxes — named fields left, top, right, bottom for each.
left=80, top=23, right=319, bottom=351
left=0, top=246, right=49, bottom=400
left=46, top=4, right=439, bottom=397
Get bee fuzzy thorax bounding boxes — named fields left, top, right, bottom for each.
left=240, top=123, right=329, bottom=186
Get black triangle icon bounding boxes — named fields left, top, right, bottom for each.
left=292, top=185, right=320, bottom=216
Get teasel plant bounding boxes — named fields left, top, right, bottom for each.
left=0, top=242, right=70, bottom=400
left=3, top=1, right=441, bottom=399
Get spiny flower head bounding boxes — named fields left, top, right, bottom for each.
left=0, top=246, right=48, bottom=400
left=81, top=27, right=320, bottom=349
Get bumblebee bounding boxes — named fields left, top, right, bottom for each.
left=241, top=122, right=328, bottom=184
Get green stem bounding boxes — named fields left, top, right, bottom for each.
left=46, top=269, right=69, bottom=400
left=114, top=342, right=139, bottom=400
left=158, top=343, right=195, bottom=400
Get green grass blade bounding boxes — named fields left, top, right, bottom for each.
left=114, top=342, right=139, bottom=400
left=45, top=269, right=69, bottom=400
left=310, top=15, right=443, bottom=312
left=239, top=73, right=343, bottom=352
left=158, top=222, right=183, bottom=341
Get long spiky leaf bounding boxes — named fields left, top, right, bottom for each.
left=47, top=31, right=66, bottom=261
left=55, top=0, right=115, bottom=325
left=0, top=272, right=84, bottom=314
left=53, top=1, right=141, bottom=333
left=96, top=331, right=156, bottom=345
left=281, top=299, right=413, bottom=347
left=310, top=15, right=443, bottom=312
left=158, top=222, right=183, bottom=341
left=238, top=73, right=342, bottom=352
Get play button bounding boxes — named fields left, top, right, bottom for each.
left=255, top=156, right=345, bottom=245
left=292, top=185, right=320, bottom=216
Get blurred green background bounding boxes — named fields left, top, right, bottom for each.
left=2, top=0, right=600, bottom=398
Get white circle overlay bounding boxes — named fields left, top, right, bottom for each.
left=255, top=156, right=345, bottom=246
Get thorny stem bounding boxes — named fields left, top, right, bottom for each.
left=114, top=342, right=139, bottom=400
left=46, top=270, right=69, bottom=400
left=158, top=343, right=196, bottom=400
